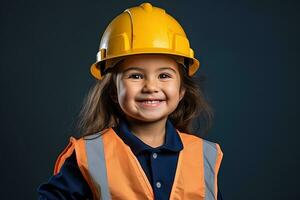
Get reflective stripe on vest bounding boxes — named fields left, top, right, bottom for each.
left=84, top=134, right=111, bottom=200
left=203, top=140, right=219, bottom=200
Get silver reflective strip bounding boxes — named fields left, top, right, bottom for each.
left=85, top=134, right=111, bottom=200
left=203, top=140, right=218, bottom=200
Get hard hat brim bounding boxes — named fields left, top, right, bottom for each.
left=90, top=52, right=200, bottom=80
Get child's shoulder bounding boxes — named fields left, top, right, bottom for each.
left=178, top=131, right=204, bottom=144
left=178, top=131, right=222, bottom=152
left=73, top=128, right=112, bottom=142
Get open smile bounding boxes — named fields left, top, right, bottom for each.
left=136, top=99, right=165, bottom=108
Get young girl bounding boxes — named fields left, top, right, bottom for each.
left=38, top=2, right=223, bottom=200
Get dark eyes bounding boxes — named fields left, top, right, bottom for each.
left=128, top=73, right=171, bottom=79
left=128, top=73, right=144, bottom=79
left=159, top=73, right=171, bottom=79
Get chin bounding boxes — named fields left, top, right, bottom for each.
left=127, top=114, right=168, bottom=123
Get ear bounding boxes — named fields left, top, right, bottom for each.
left=179, top=87, right=186, bottom=101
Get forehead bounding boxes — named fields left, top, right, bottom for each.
left=118, top=54, right=180, bottom=72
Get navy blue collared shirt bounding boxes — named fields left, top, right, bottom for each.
left=37, top=119, right=223, bottom=199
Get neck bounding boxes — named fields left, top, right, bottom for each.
left=125, top=117, right=168, bottom=148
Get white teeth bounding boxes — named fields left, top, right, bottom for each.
left=143, top=100, right=160, bottom=104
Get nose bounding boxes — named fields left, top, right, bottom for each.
left=142, top=78, right=159, bottom=93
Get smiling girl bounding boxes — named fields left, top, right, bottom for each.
left=114, top=54, right=185, bottom=148
left=38, top=2, right=223, bottom=200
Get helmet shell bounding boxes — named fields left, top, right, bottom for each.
left=90, top=2, right=200, bottom=79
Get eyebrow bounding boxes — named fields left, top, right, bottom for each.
left=122, top=67, right=177, bottom=74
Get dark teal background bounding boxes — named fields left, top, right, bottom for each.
left=1, top=0, right=299, bottom=199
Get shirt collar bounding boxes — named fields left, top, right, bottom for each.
left=114, top=119, right=183, bottom=155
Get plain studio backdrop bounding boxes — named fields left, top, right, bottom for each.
left=0, top=0, right=299, bottom=199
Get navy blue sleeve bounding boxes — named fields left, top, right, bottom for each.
left=37, top=152, right=93, bottom=200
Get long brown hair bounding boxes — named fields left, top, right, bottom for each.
left=75, top=60, right=214, bottom=138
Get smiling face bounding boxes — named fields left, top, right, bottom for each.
left=114, top=54, right=186, bottom=123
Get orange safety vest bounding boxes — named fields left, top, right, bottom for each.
left=54, top=128, right=223, bottom=200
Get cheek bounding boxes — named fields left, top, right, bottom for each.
left=164, top=83, right=181, bottom=99
left=117, top=81, right=138, bottom=103
left=117, top=82, right=128, bottom=104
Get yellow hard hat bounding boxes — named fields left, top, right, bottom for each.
left=90, top=2, right=200, bottom=80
